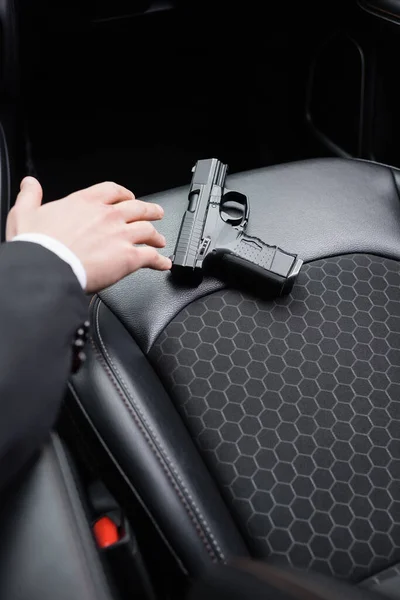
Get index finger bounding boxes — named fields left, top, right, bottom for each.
left=117, top=199, right=164, bottom=223
left=70, top=181, right=135, bottom=204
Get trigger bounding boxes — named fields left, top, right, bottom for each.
left=220, top=210, right=241, bottom=226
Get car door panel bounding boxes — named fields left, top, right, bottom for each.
left=359, top=0, right=400, bottom=22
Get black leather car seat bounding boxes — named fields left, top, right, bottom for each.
left=70, top=158, right=400, bottom=586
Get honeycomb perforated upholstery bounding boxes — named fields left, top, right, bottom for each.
left=151, top=255, right=400, bottom=580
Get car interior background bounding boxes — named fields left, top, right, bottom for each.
left=1, top=1, right=400, bottom=599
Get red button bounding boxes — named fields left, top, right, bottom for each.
left=93, top=516, right=119, bottom=548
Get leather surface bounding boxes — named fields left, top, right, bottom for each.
left=71, top=299, right=249, bottom=575
left=72, top=158, right=400, bottom=579
left=359, top=0, right=400, bottom=22
left=0, top=435, right=114, bottom=600
left=363, top=563, right=400, bottom=599
left=188, top=562, right=385, bottom=600
left=99, top=159, right=400, bottom=354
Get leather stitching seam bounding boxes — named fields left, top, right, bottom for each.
left=91, top=299, right=225, bottom=563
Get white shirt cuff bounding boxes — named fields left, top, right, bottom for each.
left=11, top=233, right=87, bottom=290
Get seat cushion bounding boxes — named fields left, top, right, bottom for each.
left=70, top=158, right=400, bottom=582
left=150, top=254, right=400, bottom=581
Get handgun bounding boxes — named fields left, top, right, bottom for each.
left=171, top=158, right=303, bottom=296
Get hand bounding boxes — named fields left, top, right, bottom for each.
left=6, top=177, right=172, bottom=292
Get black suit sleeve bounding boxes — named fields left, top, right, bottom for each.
left=0, top=241, right=88, bottom=492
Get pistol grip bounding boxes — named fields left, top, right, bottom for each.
left=218, top=234, right=302, bottom=296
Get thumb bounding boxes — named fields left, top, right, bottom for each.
left=15, top=176, right=43, bottom=210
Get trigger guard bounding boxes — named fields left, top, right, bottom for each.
left=220, top=191, right=249, bottom=226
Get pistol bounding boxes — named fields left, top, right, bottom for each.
left=171, top=158, right=303, bottom=296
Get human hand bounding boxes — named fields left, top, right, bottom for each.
left=6, top=177, right=172, bottom=292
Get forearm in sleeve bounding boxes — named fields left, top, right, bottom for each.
left=0, top=241, right=88, bottom=491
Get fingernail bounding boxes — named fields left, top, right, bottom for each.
left=160, top=234, right=166, bottom=245
left=157, top=205, right=164, bottom=216
left=20, top=176, right=37, bottom=189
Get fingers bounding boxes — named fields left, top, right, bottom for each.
left=117, top=199, right=164, bottom=223
left=131, top=247, right=172, bottom=271
left=127, top=221, right=166, bottom=248
left=14, top=177, right=43, bottom=210
left=125, top=221, right=171, bottom=272
left=73, top=181, right=134, bottom=204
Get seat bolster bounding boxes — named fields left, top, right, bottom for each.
left=71, top=297, right=249, bottom=575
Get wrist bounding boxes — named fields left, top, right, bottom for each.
left=11, top=233, right=87, bottom=290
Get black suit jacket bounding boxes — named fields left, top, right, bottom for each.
left=0, top=241, right=88, bottom=492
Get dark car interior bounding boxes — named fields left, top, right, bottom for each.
left=1, top=1, right=400, bottom=599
